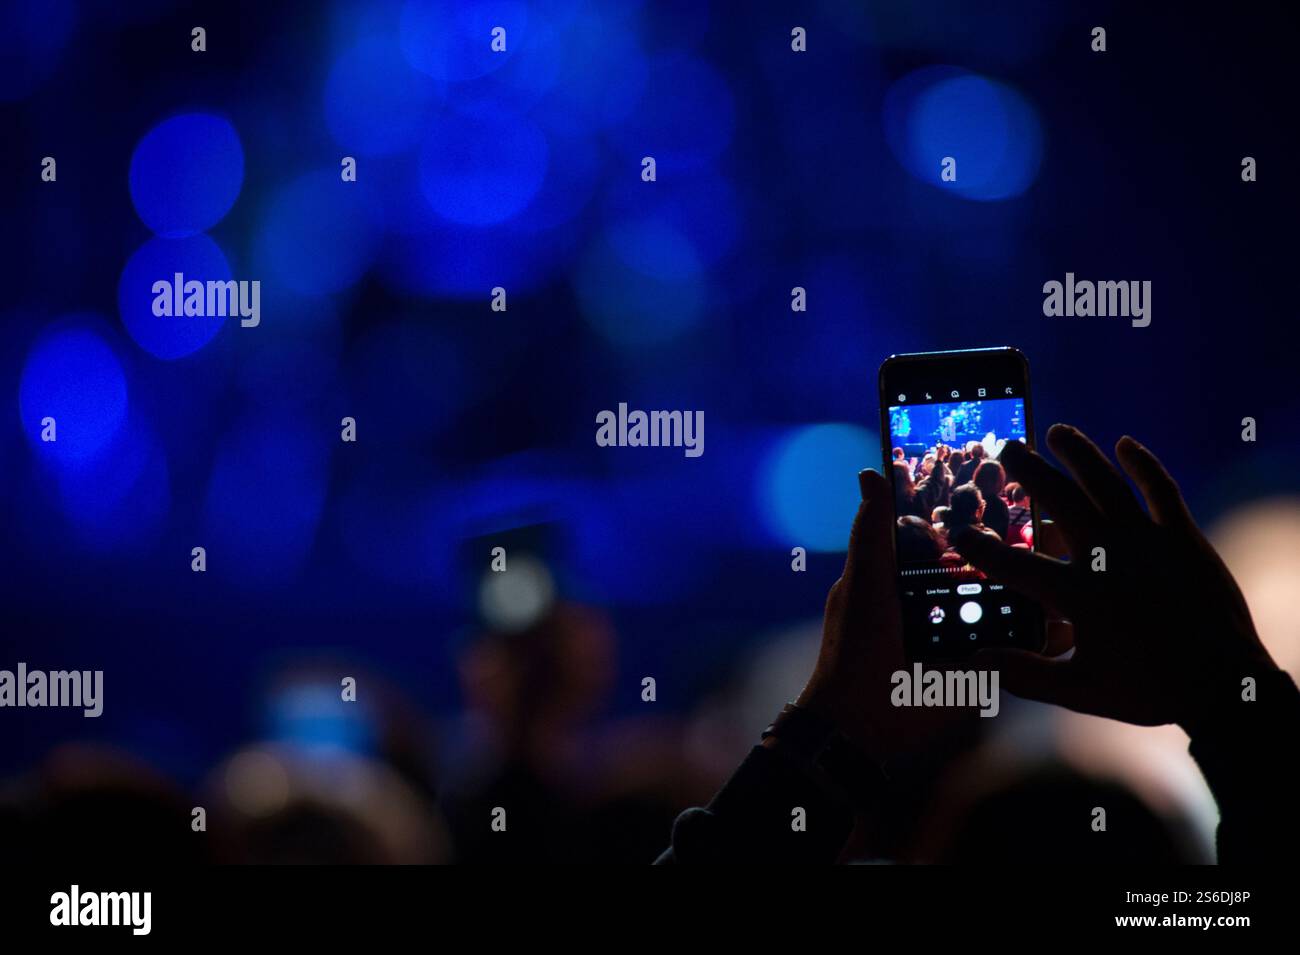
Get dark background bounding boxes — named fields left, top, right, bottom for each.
left=1, top=0, right=1296, bottom=863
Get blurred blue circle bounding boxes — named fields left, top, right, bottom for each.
left=19, top=321, right=128, bottom=464
left=419, top=108, right=548, bottom=225
left=605, top=218, right=703, bottom=282
left=117, top=234, right=233, bottom=360
left=400, top=0, right=528, bottom=82
left=884, top=67, right=1043, bottom=201
left=129, top=113, right=245, bottom=236
left=761, top=424, right=877, bottom=551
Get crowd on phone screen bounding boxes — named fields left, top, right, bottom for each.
left=891, top=440, right=1033, bottom=565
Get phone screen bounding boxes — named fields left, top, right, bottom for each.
left=877, top=348, right=1046, bottom=661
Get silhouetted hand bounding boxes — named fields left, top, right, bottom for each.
left=952, top=424, right=1279, bottom=735
left=796, top=469, right=962, bottom=759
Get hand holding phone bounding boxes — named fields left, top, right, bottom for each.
left=878, top=348, right=1046, bottom=661
left=793, top=469, right=976, bottom=760
left=796, top=357, right=1279, bottom=762
left=953, top=425, right=1280, bottom=733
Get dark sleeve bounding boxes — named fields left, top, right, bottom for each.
left=654, top=745, right=856, bottom=864
left=1187, top=669, right=1300, bottom=864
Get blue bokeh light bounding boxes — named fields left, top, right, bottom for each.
left=469, top=24, right=557, bottom=112
left=419, top=108, right=549, bottom=225
left=265, top=682, right=376, bottom=755
left=324, top=34, right=440, bottom=157
left=884, top=67, right=1043, bottom=201
left=19, top=321, right=128, bottom=464
left=253, top=170, right=381, bottom=295
left=117, top=234, right=234, bottom=360
left=128, top=113, right=245, bottom=236
left=761, top=424, right=878, bottom=552
left=400, top=0, right=528, bottom=82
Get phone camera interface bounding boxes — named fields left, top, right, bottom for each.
left=888, top=393, right=1034, bottom=655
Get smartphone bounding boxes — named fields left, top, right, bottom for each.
left=877, top=347, right=1046, bottom=661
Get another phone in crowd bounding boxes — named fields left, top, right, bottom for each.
left=877, top=347, right=1047, bottom=661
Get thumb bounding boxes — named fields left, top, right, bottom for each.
left=974, top=649, right=1079, bottom=708
left=841, top=468, right=896, bottom=597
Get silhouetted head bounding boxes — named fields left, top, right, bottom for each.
left=892, top=459, right=914, bottom=491
left=0, top=744, right=207, bottom=865
left=949, top=483, right=985, bottom=528
left=460, top=604, right=616, bottom=745
left=897, top=515, right=945, bottom=562
left=974, top=460, right=1006, bottom=498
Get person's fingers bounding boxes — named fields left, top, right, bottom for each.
left=998, top=440, right=1100, bottom=552
left=841, top=469, right=897, bottom=602
left=974, top=649, right=1084, bottom=708
left=951, top=527, right=1074, bottom=614
left=1114, top=436, right=1197, bottom=532
left=1046, top=424, right=1145, bottom=525
left=1044, top=619, right=1074, bottom=656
